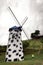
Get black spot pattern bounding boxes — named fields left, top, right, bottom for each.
left=13, top=44, right=16, bottom=46
left=19, top=33, right=21, bottom=35
left=8, top=44, right=11, bottom=48
left=13, top=50, right=16, bottom=53
left=20, top=43, right=22, bottom=45
left=5, top=30, right=24, bottom=61
left=11, top=40, right=14, bottom=43
left=15, top=37, right=16, bottom=39
left=16, top=53, right=18, bottom=56
left=21, top=56, right=24, bottom=59
left=5, top=58, right=8, bottom=62
left=8, top=59, right=11, bottom=61
left=20, top=47, right=22, bottom=49
left=6, top=52, right=8, bottom=55
left=16, top=45, right=18, bottom=47
left=19, top=50, right=21, bottom=52
left=16, top=34, right=18, bottom=37
left=8, top=49, right=11, bottom=51
left=18, top=36, right=20, bottom=39
left=19, top=55, right=21, bottom=57
left=8, top=38, right=11, bottom=41
left=10, top=33, right=13, bottom=35
left=12, top=34, right=15, bottom=39
left=13, top=33, right=15, bottom=35
left=17, top=39, right=19, bottom=42
left=8, top=55, right=11, bottom=57
left=14, top=59, right=18, bottom=61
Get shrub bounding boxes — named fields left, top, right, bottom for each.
left=22, top=40, right=29, bottom=50
left=31, top=30, right=40, bottom=39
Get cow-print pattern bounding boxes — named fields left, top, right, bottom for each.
left=5, top=29, right=24, bottom=62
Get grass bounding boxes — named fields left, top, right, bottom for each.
left=0, top=52, right=43, bottom=65
left=0, top=38, right=43, bottom=65
left=0, top=60, right=43, bottom=65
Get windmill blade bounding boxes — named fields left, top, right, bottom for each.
left=22, top=28, right=29, bottom=39
left=8, top=6, right=21, bottom=26
left=22, top=16, right=28, bottom=26
left=8, top=7, right=28, bottom=26
left=8, top=6, right=29, bottom=40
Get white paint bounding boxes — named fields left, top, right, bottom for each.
left=0, top=0, right=43, bottom=45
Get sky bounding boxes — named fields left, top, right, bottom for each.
left=0, top=0, right=43, bottom=45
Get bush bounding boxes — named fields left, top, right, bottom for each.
left=0, top=46, right=6, bottom=52
left=31, top=30, right=40, bottom=39
left=22, top=40, right=29, bottom=50
left=40, top=38, right=43, bottom=43
left=35, top=30, right=40, bottom=35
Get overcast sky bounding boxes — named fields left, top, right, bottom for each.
left=0, top=0, right=43, bottom=45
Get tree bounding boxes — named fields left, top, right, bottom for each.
left=31, top=30, right=40, bottom=39
left=35, top=30, right=40, bottom=36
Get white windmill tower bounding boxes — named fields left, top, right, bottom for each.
left=5, top=6, right=29, bottom=62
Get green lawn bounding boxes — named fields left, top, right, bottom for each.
left=0, top=53, right=43, bottom=65
left=0, top=60, right=43, bottom=65
left=0, top=38, right=43, bottom=65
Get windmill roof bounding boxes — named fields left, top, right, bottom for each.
left=9, top=26, right=22, bottom=32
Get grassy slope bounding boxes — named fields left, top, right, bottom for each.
left=0, top=60, right=43, bottom=65
left=0, top=53, right=43, bottom=65
left=0, top=39, right=43, bottom=65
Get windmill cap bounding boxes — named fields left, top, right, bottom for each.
left=9, top=26, right=22, bottom=32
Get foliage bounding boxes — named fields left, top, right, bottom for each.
left=22, top=40, right=29, bottom=49
left=0, top=39, right=43, bottom=55
left=40, top=38, right=43, bottom=43
left=0, top=54, right=43, bottom=65
left=35, top=30, right=40, bottom=35
left=0, top=39, right=43, bottom=65
left=0, top=46, right=6, bottom=52
left=31, top=30, right=40, bottom=38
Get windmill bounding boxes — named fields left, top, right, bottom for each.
left=5, top=6, right=29, bottom=62
left=8, top=6, right=29, bottom=40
